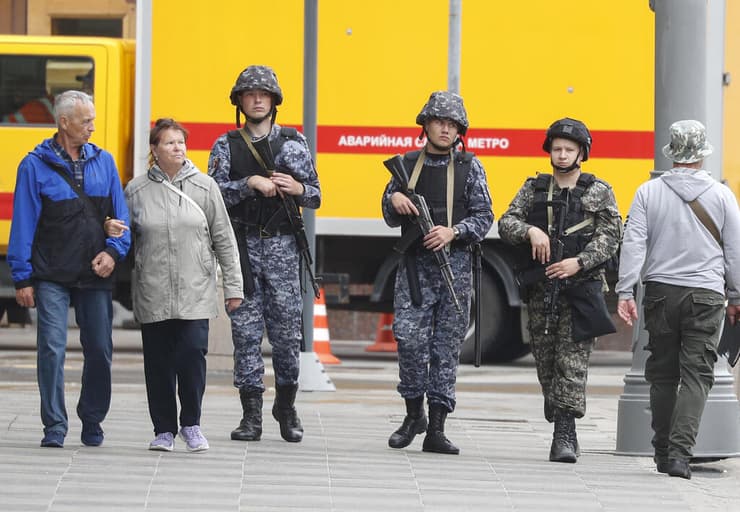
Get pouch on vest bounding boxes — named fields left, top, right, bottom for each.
left=563, top=280, right=616, bottom=341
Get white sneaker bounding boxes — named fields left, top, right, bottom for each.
left=179, top=425, right=209, bottom=452
left=149, top=432, right=174, bottom=452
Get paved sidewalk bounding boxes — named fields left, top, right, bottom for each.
left=1, top=330, right=739, bottom=511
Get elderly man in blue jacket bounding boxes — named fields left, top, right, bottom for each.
left=7, top=90, right=131, bottom=449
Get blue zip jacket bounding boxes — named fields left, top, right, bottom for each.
left=8, top=137, right=131, bottom=289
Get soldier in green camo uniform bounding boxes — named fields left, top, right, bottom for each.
left=498, top=118, right=621, bottom=463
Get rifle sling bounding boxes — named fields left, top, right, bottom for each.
left=238, top=128, right=271, bottom=174
left=237, top=128, right=297, bottom=235
left=408, top=147, right=456, bottom=229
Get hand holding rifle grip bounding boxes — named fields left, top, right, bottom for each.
left=250, top=134, right=321, bottom=298
left=383, top=155, right=462, bottom=314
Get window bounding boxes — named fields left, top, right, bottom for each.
left=0, top=55, right=93, bottom=125
left=52, top=18, right=123, bottom=38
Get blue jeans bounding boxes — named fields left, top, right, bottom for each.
left=35, top=281, right=113, bottom=435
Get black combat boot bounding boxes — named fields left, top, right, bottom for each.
left=272, top=384, right=303, bottom=442
left=230, top=389, right=263, bottom=441
left=549, top=409, right=577, bottom=463
left=422, top=405, right=459, bottom=455
left=388, top=396, right=427, bottom=449
left=665, top=458, right=691, bottom=479
left=570, top=425, right=580, bottom=457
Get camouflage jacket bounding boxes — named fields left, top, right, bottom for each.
left=207, top=123, right=321, bottom=219
left=498, top=171, right=621, bottom=282
left=381, top=151, right=494, bottom=244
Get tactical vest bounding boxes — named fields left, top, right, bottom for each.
left=226, top=126, right=299, bottom=229
left=525, top=172, right=596, bottom=259
left=400, top=150, right=471, bottom=243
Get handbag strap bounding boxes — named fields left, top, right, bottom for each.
left=664, top=180, right=722, bottom=247
left=687, top=199, right=722, bottom=247
left=161, top=180, right=209, bottom=226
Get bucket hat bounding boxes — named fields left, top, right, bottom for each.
left=662, top=119, right=713, bottom=164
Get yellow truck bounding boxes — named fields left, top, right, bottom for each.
left=1, top=0, right=738, bottom=361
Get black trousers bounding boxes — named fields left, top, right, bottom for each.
left=141, top=319, right=209, bottom=435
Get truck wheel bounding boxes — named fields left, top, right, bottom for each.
left=459, top=265, right=528, bottom=364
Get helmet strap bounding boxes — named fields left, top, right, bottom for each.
left=457, top=136, right=466, bottom=153
left=423, top=128, right=459, bottom=152
left=243, top=106, right=276, bottom=125
left=551, top=147, right=583, bottom=173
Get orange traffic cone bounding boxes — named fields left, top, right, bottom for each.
left=312, top=289, right=341, bottom=364
left=365, top=312, right=398, bottom=352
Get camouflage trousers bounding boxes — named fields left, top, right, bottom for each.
left=393, top=248, right=472, bottom=412
left=527, top=286, right=594, bottom=421
left=643, top=281, right=724, bottom=461
left=229, top=234, right=302, bottom=393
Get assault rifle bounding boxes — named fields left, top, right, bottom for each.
left=543, top=188, right=571, bottom=334
left=383, top=155, right=462, bottom=314
left=248, top=133, right=321, bottom=299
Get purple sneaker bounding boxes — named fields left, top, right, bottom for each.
left=179, top=425, right=209, bottom=452
left=149, top=432, right=175, bottom=452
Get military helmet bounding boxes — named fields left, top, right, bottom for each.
left=542, top=117, right=592, bottom=161
left=661, top=119, right=713, bottom=164
left=230, top=65, right=283, bottom=107
left=416, top=91, right=469, bottom=135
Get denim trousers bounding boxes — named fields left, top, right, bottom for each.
left=141, top=319, right=209, bottom=435
left=642, top=281, right=724, bottom=461
left=35, top=281, right=113, bottom=435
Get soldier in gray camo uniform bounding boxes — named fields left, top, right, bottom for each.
left=499, top=118, right=621, bottom=463
left=382, top=91, right=493, bottom=455
left=208, top=65, right=320, bottom=444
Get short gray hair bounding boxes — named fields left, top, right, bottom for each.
left=53, top=90, right=94, bottom=125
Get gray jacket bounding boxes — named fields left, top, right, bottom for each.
left=125, top=160, right=243, bottom=323
left=616, top=167, right=740, bottom=304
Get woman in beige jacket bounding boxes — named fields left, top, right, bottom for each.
left=124, top=118, right=243, bottom=453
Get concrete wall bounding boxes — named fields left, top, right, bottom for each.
left=0, top=0, right=27, bottom=33
left=26, top=0, right=136, bottom=37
